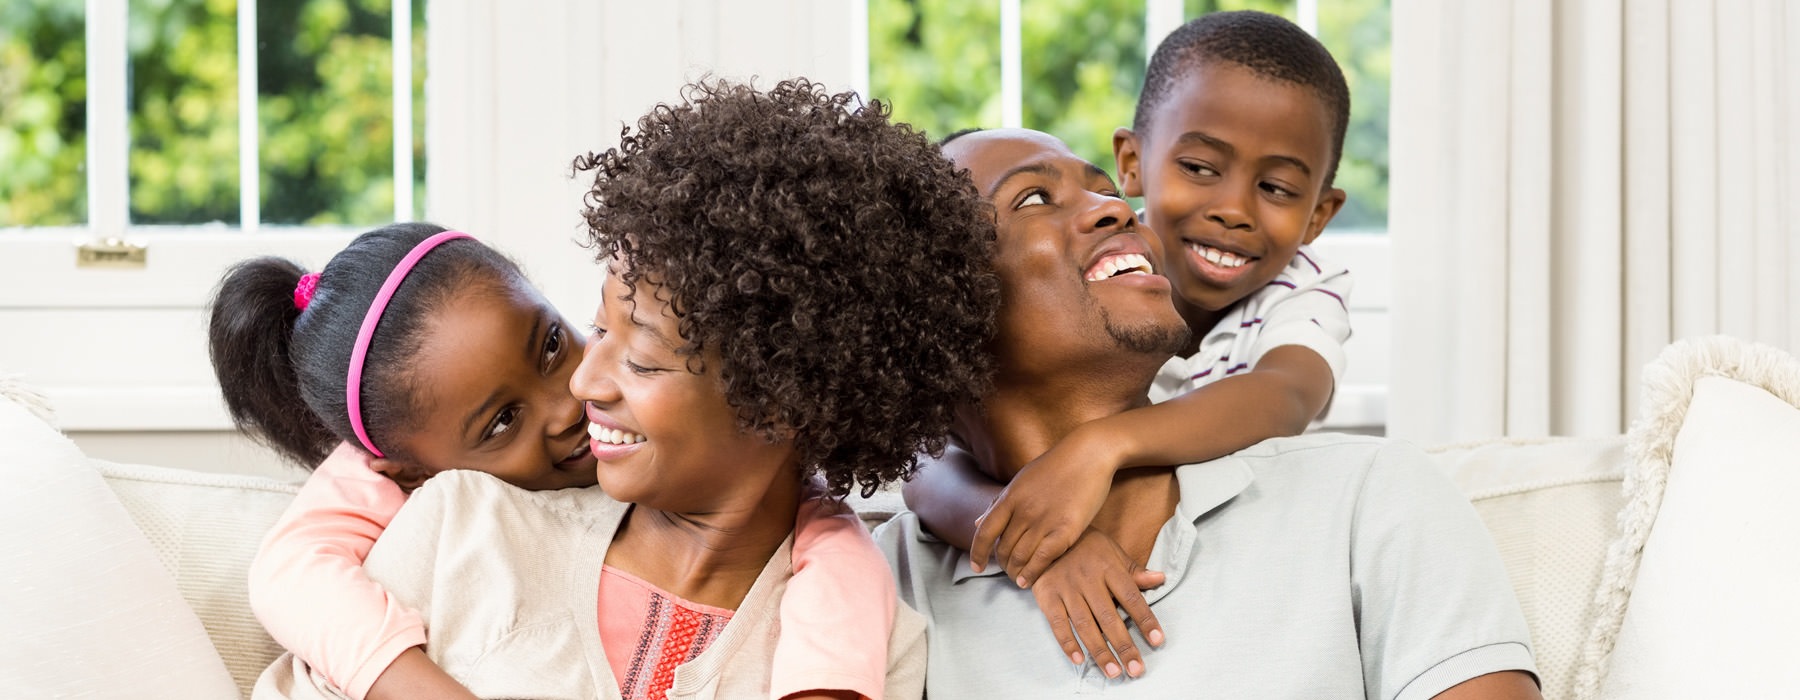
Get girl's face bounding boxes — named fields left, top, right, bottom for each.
left=382, top=274, right=599, bottom=491
left=569, top=268, right=796, bottom=513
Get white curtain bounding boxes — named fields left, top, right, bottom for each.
left=1388, top=0, right=1800, bottom=444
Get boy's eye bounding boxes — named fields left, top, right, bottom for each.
left=1179, top=161, right=1219, bottom=178
left=1260, top=182, right=1298, bottom=200
left=1015, top=190, right=1049, bottom=208
left=484, top=406, right=519, bottom=441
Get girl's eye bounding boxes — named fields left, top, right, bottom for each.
left=484, top=407, right=519, bottom=441
left=1016, top=190, right=1048, bottom=208
left=542, top=323, right=564, bottom=368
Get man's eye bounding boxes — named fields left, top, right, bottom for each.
left=1016, top=190, right=1048, bottom=208
left=485, top=407, right=518, bottom=440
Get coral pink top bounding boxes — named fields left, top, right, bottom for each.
left=598, top=565, right=736, bottom=699
left=249, top=443, right=895, bottom=700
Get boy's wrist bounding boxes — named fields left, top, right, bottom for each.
left=1068, top=417, right=1133, bottom=475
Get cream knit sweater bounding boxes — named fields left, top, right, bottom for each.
left=253, top=470, right=925, bottom=700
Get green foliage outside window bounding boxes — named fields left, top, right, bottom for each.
left=0, top=1, right=87, bottom=226
left=0, top=0, right=423, bottom=228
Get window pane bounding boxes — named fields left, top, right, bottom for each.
left=0, top=1, right=87, bottom=227
left=1020, top=0, right=1145, bottom=178
left=868, top=0, right=1002, bottom=142
left=1317, top=0, right=1388, bottom=230
left=259, top=0, right=423, bottom=226
left=128, top=0, right=240, bottom=225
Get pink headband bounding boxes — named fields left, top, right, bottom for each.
left=293, top=272, right=321, bottom=310
left=346, top=231, right=473, bottom=456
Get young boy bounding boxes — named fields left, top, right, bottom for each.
left=903, top=9, right=1354, bottom=680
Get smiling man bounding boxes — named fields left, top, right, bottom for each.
left=872, top=129, right=1541, bottom=699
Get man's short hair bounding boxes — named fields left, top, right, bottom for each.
left=1134, top=11, right=1351, bottom=185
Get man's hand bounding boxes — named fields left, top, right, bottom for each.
left=970, top=425, right=1117, bottom=586
left=1027, top=528, right=1166, bottom=680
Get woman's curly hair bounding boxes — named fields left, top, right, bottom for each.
left=573, top=77, right=999, bottom=498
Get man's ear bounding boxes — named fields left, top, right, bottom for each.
left=1113, top=127, right=1145, bottom=198
left=1303, top=187, right=1348, bottom=245
left=370, top=457, right=432, bottom=492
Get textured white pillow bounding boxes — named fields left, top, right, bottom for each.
left=1575, top=337, right=1800, bottom=698
left=0, top=395, right=240, bottom=699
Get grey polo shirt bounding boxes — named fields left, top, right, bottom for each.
left=874, top=433, right=1536, bottom=699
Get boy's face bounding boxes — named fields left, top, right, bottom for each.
left=1114, top=61, right=1346, bottom=318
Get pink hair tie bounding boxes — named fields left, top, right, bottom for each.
left=346, top=231, right=473, bottom=456
left=292, top=272, right=322, bottom=310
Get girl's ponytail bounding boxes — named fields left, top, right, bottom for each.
left=207, top=257, right=338, bottom=467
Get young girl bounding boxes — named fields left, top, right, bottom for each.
left=209, top=223, right=897, bottom=699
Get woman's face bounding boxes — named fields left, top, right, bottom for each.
left=569, top=267, right=796, bottom=513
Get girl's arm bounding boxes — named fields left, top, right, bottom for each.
left=248, top=442, right=470, bottom=700
left=970, top=345, right=1335, bottom=584
left=770, top=489, right=897, bottom=700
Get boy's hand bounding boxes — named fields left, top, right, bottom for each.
left=1027, top=527, right=1166, bottom=680
left=970, top=425, right=1118, bottom=585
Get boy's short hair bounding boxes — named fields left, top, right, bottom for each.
left=1134, top=10, right=1351, bottom=186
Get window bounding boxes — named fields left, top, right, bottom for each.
left=868, top=0, right=1392, bottom=429
left=0, top=0, right=425, bottom=431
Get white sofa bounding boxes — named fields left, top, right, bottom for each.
left=4, top=336, right=1797, bottom=699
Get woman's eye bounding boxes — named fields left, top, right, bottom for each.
left=1016, top=190, right=1048, bottom=208
left=624, top=359, right=660, bottom=375
left=485, top=407, right=519, bottom=440
left=587, top=323, right=606, bottom=340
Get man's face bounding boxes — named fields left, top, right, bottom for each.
left=944, top=129, right=1189, bottom=377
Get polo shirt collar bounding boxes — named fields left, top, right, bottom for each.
left=938, top=457, right=1254, bottom=585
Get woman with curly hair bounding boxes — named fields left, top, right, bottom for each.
left=255, top=78, right=998, bottom=700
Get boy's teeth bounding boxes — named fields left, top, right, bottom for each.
left=587, top=423, right=647, bottom=445
left=1084, top=253, right=1153, bottom=282
left=1191, top=243, right=1249, bottom=269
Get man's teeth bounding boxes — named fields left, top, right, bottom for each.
left=1084, top=253, right=1154, bottom=282
left=1190, top=243, right=1250, bottom=269
left=588, top=423, right=646, bottom=445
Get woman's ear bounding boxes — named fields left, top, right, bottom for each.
left=370, top=457, right=432, bottom=492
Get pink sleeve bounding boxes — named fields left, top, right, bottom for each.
left=247, top=442, right=426, bottom=700
left=769, top=493, right=898, bottom=700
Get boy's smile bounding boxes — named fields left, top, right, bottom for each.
left=1114, top=61, right=1346, bottom=337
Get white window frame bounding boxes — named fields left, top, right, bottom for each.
left=0, top=0, right=419, bottom=431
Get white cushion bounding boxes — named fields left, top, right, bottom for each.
left=1427, top=436, right=1627, bottom=698
left=95, top=459, right=302, bottom=696
left=0, top=393, right=240, bottom=699
left=1575, top=336, right=1800, bottom=698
